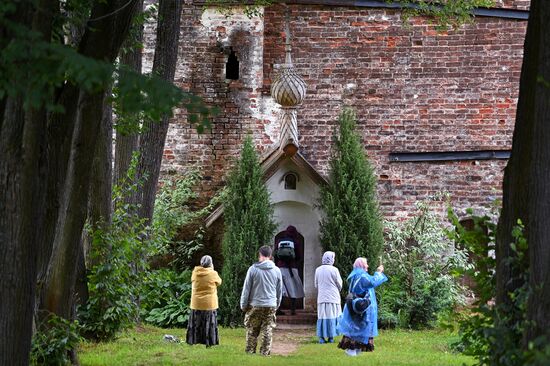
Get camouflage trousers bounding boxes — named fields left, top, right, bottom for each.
left=244, top=306, right=277, bottom=356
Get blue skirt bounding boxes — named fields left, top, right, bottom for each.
left=316, top=303, right=341, bottom=338
left=317, top=318, right=339, bottom=338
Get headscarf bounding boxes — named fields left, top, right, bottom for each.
left=352, top=257, right=368, bottom=271
left=321, top=251, right=335, bottom=265
left=285, top=225, right=298, bottom=239
left=200, top=255, right=213, bottom=268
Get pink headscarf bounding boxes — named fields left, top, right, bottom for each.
left=353, top=257, right=368, bottom=270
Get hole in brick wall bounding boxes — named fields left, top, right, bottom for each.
left=380, top=174, right=389, bottom=179
left=459, top=218, right=475, bottom=231
left=414, top=40, right=422, bottom=46
left=226, top=48, right=239, bottom=80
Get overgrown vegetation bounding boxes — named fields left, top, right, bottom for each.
left=204, top=0, right=272, bottom=17
left=79, top=159, right=211, bottom=340
left=319, top=108, right=384, bottom=283
left=378, top=197, right=470, bottom=329
left=398, top=0, right=495, bottom=29
left=33, top=174, right=199, bottom=353
left=151, top=170, right=222, bottom=269
left=218, top=135, right=276, bottom=326
left=79, top=158, right=149, bottom=341
left=30, top=315, right=82, bottom=366
left=447, top=211, right=550, bottom=366
left=141, top=269, right=192, bottom=328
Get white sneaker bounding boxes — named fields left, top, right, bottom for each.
left=345, top=349, right=358, bottom=357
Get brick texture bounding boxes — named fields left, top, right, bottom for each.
left=154, top=2, right=527, bottom=220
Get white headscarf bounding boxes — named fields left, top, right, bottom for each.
left=200, top=255, right=213, bottom=268
left=322, top=251, right=335, bottom=265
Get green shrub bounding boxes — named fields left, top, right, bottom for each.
left=152, top=171, right=222, bottom=269
left=379, top=197, right=470, bottom=329
left=151, top=170, right=202, bottom=253
left=79, top=156, right=149, bottom=341
left=140, top=269, right=192, bottom=328
left=170, top=227, right=206, bottom=270
left=30, top=315, right=82, bottom=366
left=319, top=108, right=384, bottom=283
left=447, top=212, right=549, bottom=366
left=80, top=158, right=216, bottom=337
left=218, top=135, right=276, bottom=326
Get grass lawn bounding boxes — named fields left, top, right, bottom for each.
left=79, top=325, right=473, bottom=366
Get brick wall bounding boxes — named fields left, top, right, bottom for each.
left=158, top=2, right=527, bottom=220
left=145, top=3, right=278, bottom=202
left=498, top=0, right=530, bottom=10
left=262, top=4, right=525, bottom=219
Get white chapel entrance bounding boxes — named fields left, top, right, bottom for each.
left=265, top=158, right=324, bottom=310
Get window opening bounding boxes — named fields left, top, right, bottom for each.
left=284, top=173, right=297, bottom=190
left=226, top=48, right=239, bottom=80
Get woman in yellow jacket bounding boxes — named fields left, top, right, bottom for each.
left=186, top=255, right=222, bottom=347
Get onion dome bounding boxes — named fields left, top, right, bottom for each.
left=270, top=51, right=307, bottom=107
left=270, top=8, right=307, bottom=157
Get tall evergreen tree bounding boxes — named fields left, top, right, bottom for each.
left=319, top=108, right=384, bottom=281
left=218, top=135, right=276, bottom=326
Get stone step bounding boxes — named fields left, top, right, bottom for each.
left=277, top=311, right=317, bottom=325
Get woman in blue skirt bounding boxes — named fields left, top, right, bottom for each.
left=314, top=251, right=343, bottom=344
left=337, top=257, right=387, bottom=356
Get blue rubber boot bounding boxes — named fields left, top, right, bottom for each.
left=328, top=337, right=334, bottom=343
left=319, top=337, right=326, bottom=344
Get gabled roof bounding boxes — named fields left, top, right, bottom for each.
left=205, top=143, right=327, bottom=227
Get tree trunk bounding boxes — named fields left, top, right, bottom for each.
left=113, top=124, right=140, bottom=187
left=75, top=89, right=114, bottom=308
left=86, top=90, right=114, bottom=248
left=522, top=0, right=550, bottom=343
left=0, top=97, right=47, bottom=365
left=0, top=1, right=54, bottom=363
left=43, top=90, right=106, bottom=318
left=41, top=0, right=141, bottom=319
left=136, top=0, right=183, bottom=223
left=114, top=0, right=144, bottom=187
left=36, top=84, right=80, bottom=315
left=0, top=97, right=5, bottom=131
left=497, top=0, right=550, bottom=346
left=73, top=239, right=90, bottom=312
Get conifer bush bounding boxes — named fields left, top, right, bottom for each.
left=218, top=135, right=275, bottom=326
left=319, top=108, right=384, bottom=282
left=379, top=198, right=470, bottom=329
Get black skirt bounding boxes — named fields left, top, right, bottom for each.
left=186, top=310, right=219, bottom=347
left=337, top=335, right=374, bottom=352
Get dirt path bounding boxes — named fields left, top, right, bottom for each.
left=271, top=328, right=315, bottom=356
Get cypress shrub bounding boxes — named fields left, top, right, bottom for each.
left=319, top=108, right=384, bottom=282
left=218, top=135, right=276, bottom=326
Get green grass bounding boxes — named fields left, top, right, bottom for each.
left=79, top=325, right=473, bottom=366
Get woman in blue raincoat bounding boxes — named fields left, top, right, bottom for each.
left=337, top=257, right=387, bottom=356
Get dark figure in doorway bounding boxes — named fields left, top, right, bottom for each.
left=274, top=225, right=305, bottom=315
